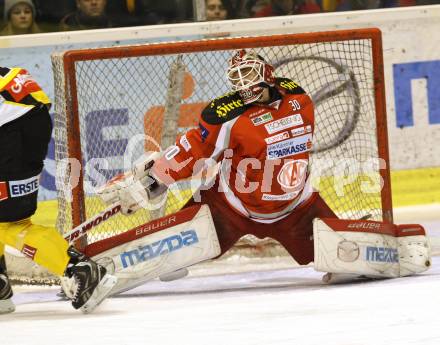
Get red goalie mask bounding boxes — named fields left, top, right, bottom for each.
left=227, top=49, right=275, bottom=104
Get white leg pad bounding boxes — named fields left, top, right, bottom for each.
left=397, top=224, right=432, bottom=276
left=86, top=204, right=220, bottom=295
left=313, top=218, right=431, bottom=280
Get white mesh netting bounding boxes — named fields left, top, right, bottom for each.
left=51, top=31, right=391, bottom=260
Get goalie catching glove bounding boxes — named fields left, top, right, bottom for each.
left=97, top=152, right=168, bottom=215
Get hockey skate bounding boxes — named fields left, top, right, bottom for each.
left=0, top=256, right=15, bottom=314
left=65, top=247, right=117, bottom=314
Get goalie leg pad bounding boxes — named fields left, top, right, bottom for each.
left=396, top=224, right=431, bottom=276
left=85, top=204, right=220, bottom=295
left=313, top=218, right=431, bottom=280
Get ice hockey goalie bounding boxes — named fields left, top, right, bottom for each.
left=94, top=49, right=431, bottom=293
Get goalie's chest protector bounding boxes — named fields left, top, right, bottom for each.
left=213, top=81, right=315, bottom=216
left=233, top=88, right=314, bottom=163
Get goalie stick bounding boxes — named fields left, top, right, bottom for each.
left=63, top=203, right=121, bottom=244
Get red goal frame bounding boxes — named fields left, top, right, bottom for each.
left=57, top=28, right=393, bottom=229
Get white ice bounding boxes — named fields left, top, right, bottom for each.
left=2, top=205, right=440, bottom=345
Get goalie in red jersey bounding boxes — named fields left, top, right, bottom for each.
left=97, top=49, right=430, bottom=292
left=151, top=49, right=336, bottom=266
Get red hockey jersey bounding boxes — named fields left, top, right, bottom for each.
left=152, top=78, right=315, bottom=222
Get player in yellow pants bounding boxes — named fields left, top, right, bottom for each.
left=0, top=219, right=69, bottom=276
left=0, top=218, right=117, bottom=314
left=0, top=66, right=116, bottom=314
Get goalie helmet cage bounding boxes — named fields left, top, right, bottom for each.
left=51, top=28, right=392, bottom=254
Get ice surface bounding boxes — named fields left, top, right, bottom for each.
left=2, top=207, right=440, bottom=345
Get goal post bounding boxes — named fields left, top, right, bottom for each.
left=51, top=28, right=393, bottom=252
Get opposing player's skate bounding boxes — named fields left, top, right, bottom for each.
left=65, top=247, right=117, bottom=314
left=0, top=256, right=15, bottom=314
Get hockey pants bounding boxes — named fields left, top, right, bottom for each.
left=0, top=219, right=69, bottom=276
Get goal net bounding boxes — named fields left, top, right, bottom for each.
left=51, top=28, right=392, bottom=260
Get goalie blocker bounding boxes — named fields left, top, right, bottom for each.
left=83, top=204, right=220, bottom=295
left=314, top=218, right=431, bottom=280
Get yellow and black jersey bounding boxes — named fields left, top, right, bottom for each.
left=0, top=67, right=51, bottom=127
left=201, top=78, right=305, bottom=126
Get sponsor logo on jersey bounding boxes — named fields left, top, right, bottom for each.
left=262, top=192, right=299, bottom=201
left=291, top=126, right=306, bottom=137
left=248, top=109, right=268, bottom=118
left=279, top=80, right=299, bottom=90
left=251, top=112, right=273, bottom=126
left=22, top=244, right=37, bottom=260
left=8, top=175, right=39, bottom=198
left=365, top=246, right=399, bottom=263
left=119, top=230, right=199, bottom=268
left=4, top=70, right=41, bottom=103
left=165, top=145, right=180, bottom=160
left=199, top=123, right=209, bottom=142
left=291, top=125, right=312, bottom=138
left=268, top=99, right=282, bottom=109
left=10, top=72, right=34, bottom=94
left=215, top=99, right=244, bottom=118
left=210, top=92, right=235, bottom=106
left=264, top=114, right=303, bottom=134
left=264, top=131, right=289, bottom=145
left=0, top=181, right=8, bottom=202
left=277, top=159, right=308, bottom=190
left=179, top=134, right=192, bottom=152
left=267, top=134, right=312, bottom=160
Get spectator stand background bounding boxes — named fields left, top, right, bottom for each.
left=205, top=0, right=230, bottom=20
left=1, top=0, right=439, bottom=36
left=0, top=0, right=195, bottom=34
left=59, top=0, right=113, bottom=31
left=1, top=0, right=41, bottom=35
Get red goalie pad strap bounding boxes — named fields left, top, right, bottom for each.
left=84, top=204, right=204, bottom=257
left=395, top=224, right=426, bottom=237
left=320, top=218, right=426, bottom=238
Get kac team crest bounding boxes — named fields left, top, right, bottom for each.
left=277, top=159, right=308, bottom=190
